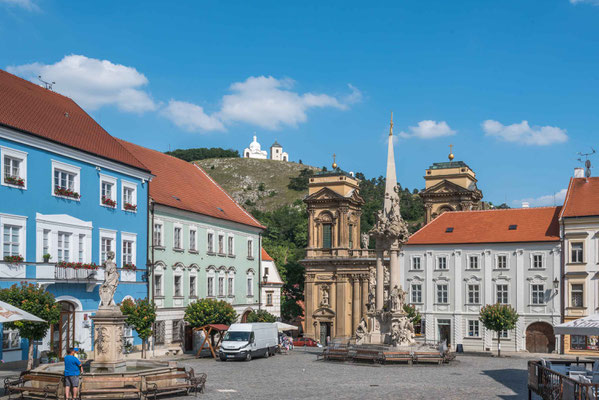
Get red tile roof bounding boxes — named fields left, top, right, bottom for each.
left=118, top=139, right=264, bottom=229
left=0, top=69, right=148, bottom=172
left=262, top=248, right=273, bottom=261
left=560, top=177, right=599, bottom=219
left=407, top=206, right=561, bottom=245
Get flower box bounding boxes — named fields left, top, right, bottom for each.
left=124, top=202, right=137, bottom=211
left=122, top=263, right=137, bottom=271
left=56, top=261, right=99, bottom=270
left=3, top=255, right=24, bottom=264
left=55, top=187, right=80, bottom=199
left=102, top=196, right=117, bottom=207
left=5, top=175, right=25, bottom=187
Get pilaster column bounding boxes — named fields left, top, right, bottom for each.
left=352, top=275, right=360, bottom=335
left=361, top=276, right=368, bottom=319
left=390, top=249, right=399, bottom=290
left=376, top=248, right=384, bottom=310
left=305, top=276, right=314, bottom=339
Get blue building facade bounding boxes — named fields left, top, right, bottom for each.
left=0, top=71, right=153, bottom=364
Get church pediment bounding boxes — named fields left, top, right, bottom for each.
left=313, top=307, right=336, bottom=318
left=305, top=187, right=346, bottom=202
left=422, top=179, right=478, bottom=195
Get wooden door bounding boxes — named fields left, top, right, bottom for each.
left=184, top=326, right=193, bottom=351
left=526, top=322, right=555, bottom=353
left=50, top=301, right=75, bottom=359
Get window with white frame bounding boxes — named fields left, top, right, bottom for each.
left=411, top=256, right=421, bottom=270
left=571, top=284, right=584, bottom=307
left=436, top=284, right=448, bottom=304
left=2, top=328, right=20, bottom=350
left=469, top=255, right=479, bottom=270
left=121, top=181, right=137, bottom=211
left=228, top=236, right=234, bottom=256
left=411, top=284, right=422, bottom=303
left=207, top=275, right=215, bottom=297
left=228, top=276, right=234, bottom=296
left=174, top=227, right=182, bottom=249
left=122, top=240, right=134, bottom=266
left=189, top=228, right=197, bottom=251
left=154, top=273, right=163, bottom=297
left=174, top=274, right=182, bottom=297
left=1, top=147, right=27, bottom=189
left=207, top=232, right=214, bottom=253
left=532, top=254, right=544, bottom=269
left=153, top=222, right=163, bottom=247
left=218, top=234, right=224, bottom=254
left=52, top=160, right=80, bottom=199
left=247, top=238, right=254, bottom=258
left=496, top=284, right=509, bottom=304
left=218, top=275, right=225, bottom=297
left=437, top=256, right=447, bottom=270
left=247, top=272, right=254, bottom=297
left=532, top=284, right=545, bottom=305
left=2, top=224, right=21, bottom=258
left=495, top=330, right=509, bottom=339
left=78, top=234, right=85, bottom=262
left=266, top=292, right=273, bottom=306
left=571, top=242, right=584, bottom=263
left=189, top=275, right=197, bottom=297
left=57, top=232, right=71, bottom=262
left=467, top=320, right=480, bottom=337
left=467, top=284, right=480, bottom=304
left=100, top=174, right=117, bottom=207
left=496, top=255, right=508, bottom=269
left=99, top=230, right=116, bottom=264
left=42, top=229, right=50, bottom=257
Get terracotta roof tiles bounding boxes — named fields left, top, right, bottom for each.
left=262, top=248, right=273, bottom=261
left=560, top=177, right=599, bottom=219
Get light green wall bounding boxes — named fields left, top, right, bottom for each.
left=149, top=204, right=261, bottom=313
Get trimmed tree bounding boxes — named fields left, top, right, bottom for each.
left=0, top=283, right=61, bottom=369
left=403, top=304, right=422, bottom=326
left=120, top=298, right=156, bottom=359
left=184, top=299, right=237, bottom=328
left=479, top=303, right=519, bottom=357
left=246, top=310, right=276, bottom=323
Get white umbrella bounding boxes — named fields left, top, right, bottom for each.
left=274, top=321, right=299, bottom=332
left=0, top=300, right=46, bottom=323
left=554, top=314, right=599, bottom=336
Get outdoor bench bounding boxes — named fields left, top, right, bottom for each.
left=323, top=348, right=349, bottom=361
left=382, top=351, right=413, bottom=365
left=353, top=348, right=382, bottom=363
left=413, top=351, right=444, bottom=365
left=181, top=367, right=207, bottom=395
left=79, top=376, right=143, bottom=400
left=6, top=374, right=62, bottom=400
left=144, top=368, right=206, bottom=399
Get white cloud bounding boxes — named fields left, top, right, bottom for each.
left=514, top=188, right=568, bottom=207
left=399, top=120, right=456, bottom=139
left=218, top=76, right=351, bottom=130
left=0, top=0, right=38, bottom=11
left=160, top=100, right=225, bottom=132
left=482, top=120, right=568, bottom=146
left=7, top=55, right=157, bottom=113
left=570, top=0, right=599, bottom=5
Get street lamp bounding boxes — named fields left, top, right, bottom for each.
left=553, top=278, right=559, bottom=294
left=262, top=273, right=268, bottom=285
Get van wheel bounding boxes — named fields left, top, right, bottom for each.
left=264, top=349, right=269, bottom=358
left=246, top=352, right=252, bottom=361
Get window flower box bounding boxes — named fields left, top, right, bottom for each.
left=55, top=187, right=80, bottom=199
left=124, top=202, right=137, bottom=211
left=56, top=261, right=99, bottom=270
left=101, top=196, right=117, bottom=207
left=122, top=263, right=137, bottom=271
left=4, top=175, right=24, bottom=187
left=3, top=255, right=24, bottom=264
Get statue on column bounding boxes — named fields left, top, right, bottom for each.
left=361, top=233, right=370, bottom=249
left=99, top=251, right=119, bottom=309
left=321, top=285, right=330, bottom=307
left=355, top=318, right=368, bottom=345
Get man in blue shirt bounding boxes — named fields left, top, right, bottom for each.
left=64, top=348, right=82, bottom=399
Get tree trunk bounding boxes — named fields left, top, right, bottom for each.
left=27, top=340, right=34, bottom=370
left=497, top=335, right=501, bottom=357
left=142, top=339, right=146, bottom=359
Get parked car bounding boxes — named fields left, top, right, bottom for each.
left=219, top=323, right=278, bottom=361
left=293, top=337, right=318, bottom=347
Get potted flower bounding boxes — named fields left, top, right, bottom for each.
left=4, top=255, right=24, bottom=264
left=48, top=351, right=58, bottom=363
left=124, top=202, right=137, bottom=211
left=5, top=175, right=25, bottom=187
left=43, top=253, right=51, bottom=263
left=123, top=263, right=137, bottom=271
left=101, top=196, right=117, bottom=207
left=55, top=186, right=81, bottom=199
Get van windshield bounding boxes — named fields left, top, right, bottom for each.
left=223, top=331, right=250, bottom=342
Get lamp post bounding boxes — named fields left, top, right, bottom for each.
left=553, top=278, right=559, bottom=295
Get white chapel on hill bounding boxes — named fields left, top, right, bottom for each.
left=243, top=136, right=289, bottom=161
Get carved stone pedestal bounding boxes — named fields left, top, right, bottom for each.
left=91, top=307, right=127, bottom=373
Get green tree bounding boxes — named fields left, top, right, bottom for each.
left=120, top=298, right=156, bottom=359
left=246, top=310, right=277, bottom=323
left=479, top=304, right=519, bottom=356
left=165, top=147, right=240, bottom=162
left=403, top=303, right=421, bottom=325
left=288, top=168, right=315, bottom=191
left=0, top=283, right=61, bottom=369
left=184, top=299, right=237, bottom=328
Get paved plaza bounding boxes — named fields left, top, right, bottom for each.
left=176, top=350, right=532, bottom=399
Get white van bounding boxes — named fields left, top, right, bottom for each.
left=219, top=323, right=278, bottom=361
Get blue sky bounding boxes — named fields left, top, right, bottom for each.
left=1, top=0, right=598, bottom=206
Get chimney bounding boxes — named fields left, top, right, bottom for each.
left=522, top=201, right=530, bottom=209
left=574, top=168, right=584, bottom=178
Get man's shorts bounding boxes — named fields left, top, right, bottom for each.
left=64, top=376, right=79, bottom=387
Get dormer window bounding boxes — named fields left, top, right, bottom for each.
left=445, top=227, right=454, bottom=233
left=509, top=224, right=517, bottom=230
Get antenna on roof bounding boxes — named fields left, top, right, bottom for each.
left=38, top=76, right=55, bottom=91
left=577, top=148, right=596, bottom=178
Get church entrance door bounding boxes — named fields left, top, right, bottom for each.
left=437, top=319, right=451, bottom=346
left=319, top=322, right=331, bottom=345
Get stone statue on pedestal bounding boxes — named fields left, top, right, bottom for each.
left=361, top=233, right=370, bottom=249
left=355, top=318, right=368, bottom=345
left=99, top=251, right=119, bottom=309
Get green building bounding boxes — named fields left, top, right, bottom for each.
left=121, top=141, right=264, bottom=351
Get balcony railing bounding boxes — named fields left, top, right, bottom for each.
left=55, top=267, right=100, bottom=280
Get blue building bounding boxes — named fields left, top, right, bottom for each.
left=0, top=70, right=153, bottom=364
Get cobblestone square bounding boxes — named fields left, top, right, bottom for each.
left=177, top=350, right=531, bottom=400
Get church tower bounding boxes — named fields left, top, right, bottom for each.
left=419, top=146, right=483, bottom=224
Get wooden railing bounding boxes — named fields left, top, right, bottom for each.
left=528, top=360, right=599, bottom=399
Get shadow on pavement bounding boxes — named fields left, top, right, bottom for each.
left=482, top=368, right=529, bottom=399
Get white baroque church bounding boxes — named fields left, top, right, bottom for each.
left=243, top=136, right=289, bottom=161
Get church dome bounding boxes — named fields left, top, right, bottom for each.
left=249, top=135, right=262, bottom=152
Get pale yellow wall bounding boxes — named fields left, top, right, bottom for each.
left=308, top=175, right=359, bottom=196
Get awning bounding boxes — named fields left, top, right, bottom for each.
left=0, top=300, right=46, bottom=323
left=275, top=321, right=299, bottom=332
left=554, top=314, right=599, bottom=336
